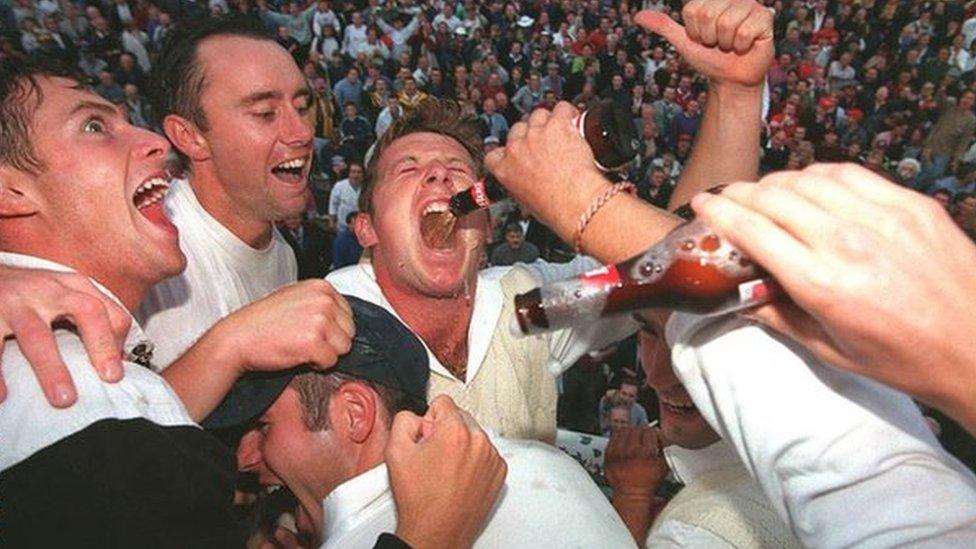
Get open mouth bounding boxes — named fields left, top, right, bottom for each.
left=270, top=156, right=309, bottom=184
left=419, top=202, right=457, bottom=250
left=132, top=176, right=174, bottom=231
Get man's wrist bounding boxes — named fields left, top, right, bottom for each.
left=205, top=317, right=248, bottom=376
left=708, top=80, right=764, bottom=103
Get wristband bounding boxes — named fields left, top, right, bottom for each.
left=573, top=181, right=636, bottom=254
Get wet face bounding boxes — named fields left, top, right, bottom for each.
left=192, top=36, right=314, bottom=224
left=1, top=77, right=183, bottom=300
left=639, top=330, right=719, bottom=449
left=364, top=132, right=488, bottom=298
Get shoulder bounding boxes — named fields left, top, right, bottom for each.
left=0, top=333, right=193, bottom=472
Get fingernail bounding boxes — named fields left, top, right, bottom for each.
left=51, top=383, right=76, bottom=407
left=103, top=359, right=124, bottom=382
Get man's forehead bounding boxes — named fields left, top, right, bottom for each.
left=197, top=35, right=305, bottom=97
left=380, top=132, right=475, bottom=168
left=32, top=76, right=117, bottom=118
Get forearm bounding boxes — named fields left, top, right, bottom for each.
left=668, top=83, right=763, bottom=210
left=162, top=322, right=242, bottom=422
left=611, top=492, right=655, bottom=545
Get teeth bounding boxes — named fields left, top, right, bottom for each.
left=133, top=177, right=170, bottom=209
left=275, top=157, right=306, bottom=170
left=422, top=202, right=449, bottom=216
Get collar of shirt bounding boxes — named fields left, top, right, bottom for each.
left=322, top=463, right=392, bottom=545
left=325, top=263, right=504, bottom=383
left=0, top=252, right=156, bottom=368
left=663, top=439, right=740, bottom=485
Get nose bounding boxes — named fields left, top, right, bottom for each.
left=422, top=161, right=452, bottom=190
left=135, top=126, right=170, bottom=161
left=281, top=102, right=314, bottom=147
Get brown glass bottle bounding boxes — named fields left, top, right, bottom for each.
left=449, top=99, right=640, bottom=217
left=512, top=220, right=780, bottom=335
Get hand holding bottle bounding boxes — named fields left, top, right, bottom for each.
left=691, top=163, right=976, bottom=435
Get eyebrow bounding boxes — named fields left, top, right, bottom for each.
left=69, top=100, right=120, bottom=118
left=239, top=87, right=312, bottom=107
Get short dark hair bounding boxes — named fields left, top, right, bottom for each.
left=504, top=222, right=523, bottom=235
left=291, top=371, right=427, bottom=431
left=360, top=99, right=482, bottom=214
left=0, top=56, right=87, bottom=175
left=150, top=15, right=273, bottom=133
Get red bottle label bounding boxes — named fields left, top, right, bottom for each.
left=470, top=179, right=491, bottom=208
left=580, top=264, right=621, bottom=288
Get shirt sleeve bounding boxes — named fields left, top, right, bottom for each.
left=667, top=314, right=976, bottom=547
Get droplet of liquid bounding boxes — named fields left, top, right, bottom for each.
left=680, top=239, right=695, bottom=251
left=639, top=262, right=655, bottom=277
left=700, top=234, right=721, bottom=252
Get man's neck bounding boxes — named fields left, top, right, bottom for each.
left=188, top=165, right=274, bottom=248
left=373, top=264, right=476, bottom=380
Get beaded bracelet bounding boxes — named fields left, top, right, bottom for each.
left=573, top=181, right=636, bottom=254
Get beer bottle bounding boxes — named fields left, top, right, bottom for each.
left=450, top=99, right=641, bottom=217
left=512, top=220, right=780, bottom=336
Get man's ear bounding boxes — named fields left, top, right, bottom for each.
left=354, top=212, right=378, bottom=248
left=162, top=113, right=211, bottom=162
left=0, top=171, right=40, bottom=218
left=335, top=382, right=378, bottom=444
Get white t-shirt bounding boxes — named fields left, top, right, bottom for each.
left=137, top=179, right=297, bottom=369
left=320, top=436, right=636, bottom=548
left=328, top=178, right=361, bottom=233
left=666, top=313, right=976, bottom=547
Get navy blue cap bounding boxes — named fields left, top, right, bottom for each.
left=202, top=295, right=430, bottom=429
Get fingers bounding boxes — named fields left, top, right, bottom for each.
left=506, top=120, right=528, bottom=142
left=715, top=0, right=752, bottom=52
left=802, top=163, right=919, bottom=209
left=718, top=173, right=840, bottom=250
left=741, top=300, right=852, bottom=372
left=65, top=293, right=124, bottom=383
left=634, top=9, right=691, bottom=52
left=389, top=409, right=426, bottom=447
left=694, top=0, right=732, bottom=47
left=550, top=100, right=578, bottom=122
left=732, top=4, right=774, bottom=54
left=526, top=107, right=550, bottom=128
left=7, top=310, right=77, bottom=407
left=691, top=189, right=818, bottom=285
left=56, top=274, right=132, bottom=345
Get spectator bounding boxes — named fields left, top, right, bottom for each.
left=333, top=66, right=363, bottom=110
left=328, top=161, right=363, bottom=234
left=489, top=223, right=540, bottom=266
left=598, top=378, right=649, bottom=435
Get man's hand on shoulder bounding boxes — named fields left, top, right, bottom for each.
left=0, top=267, right=130, bottom=407
left=386, top=396, right=507, bottom=548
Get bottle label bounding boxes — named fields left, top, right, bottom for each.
left=580, top=264, right=621, bottom=288
left=737, top=278, right=779, bottom=306
left=470, top=179, right=491, bottom=209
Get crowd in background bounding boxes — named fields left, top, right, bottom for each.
left=4, top=0, right=976, bottom=491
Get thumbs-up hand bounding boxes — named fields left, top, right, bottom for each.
left=636, top=0, right=774, bottom=89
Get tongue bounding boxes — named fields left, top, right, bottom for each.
left=139, top=202, right=177, bottom=235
